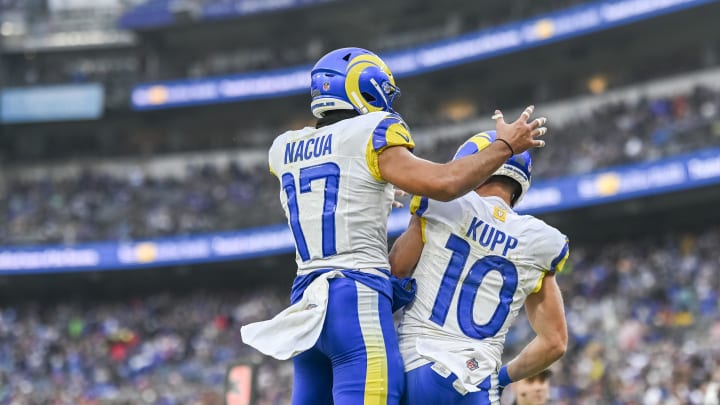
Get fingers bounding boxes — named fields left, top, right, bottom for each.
left=531, top=127, right=547, bottom=137
left=492, top=110, right=505, bottom=124
left=493, top=104, right=547, bottom=151
left=519, top=105, right=535, bottom=122
left=494, top=105, right=536, bottom=123
left=529, top=116, right=547, bottom=130
left=393, top=188, right=408, bottom=208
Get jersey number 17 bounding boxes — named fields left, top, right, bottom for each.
left=281, top=162, right=340, bottom=261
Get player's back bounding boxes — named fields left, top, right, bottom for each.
left=398, top=192, right=568, bottom=377
left=268, top=111, right=414, bottom=275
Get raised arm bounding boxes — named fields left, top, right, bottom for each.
left=378, top=106, right=547, bottom=202
left=503, top=273, right=567, bottom=382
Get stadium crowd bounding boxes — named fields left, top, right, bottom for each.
left=0, top=287, right=293, bottom=404
left=0, top=225, right=718, bottom=404
left=514, top=225, right=720, bottom=404
left=2, top=84, right=719, bottom=246
left=1, top=163, right=280, bottom=246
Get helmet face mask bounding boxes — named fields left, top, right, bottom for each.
left=453, top=130, right=532, bottom=206
left=310, top=47, right=400, bottom=118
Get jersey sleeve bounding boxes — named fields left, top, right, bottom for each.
left=527, top=223, right=569, bottom=293
left=409, top=195, right=464, bottom=243
left=523, top=220, right=570, bottom=274
left=365, top=113, right=416, bottom=181
left=549, top=237, right=570, bottom=274
left=268, top=160, right=277, bottom=177
left=268, top=135, right=283, bottom=178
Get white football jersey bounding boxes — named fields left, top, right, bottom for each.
left=268, top=111, right=415, bottom=275
left=398, top=193, right=569, bottom=375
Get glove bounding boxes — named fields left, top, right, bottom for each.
left=390, top=275, right=417, bottom=312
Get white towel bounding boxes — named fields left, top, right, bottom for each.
left=415, top=336, right=498, bottom=393
left=241, top=271, right=345, bottom=360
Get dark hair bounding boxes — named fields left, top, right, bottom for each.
left=488, top=175, right=522, bottom=206
left=529, top=369, right=553, bottom=381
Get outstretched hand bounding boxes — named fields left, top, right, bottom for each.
left=493, top=105, right=548, bottom=155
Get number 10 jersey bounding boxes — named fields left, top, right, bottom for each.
left=398, top=193, right=569, bottom=376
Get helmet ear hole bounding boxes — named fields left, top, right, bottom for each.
left=342, top=53, right=352, bottom=61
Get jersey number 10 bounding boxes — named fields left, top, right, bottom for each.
left=281, top=162, right=340, bottom=261
left=430, top=234, right=519, bottom=339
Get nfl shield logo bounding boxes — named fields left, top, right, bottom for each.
left=322, top=82, right=330, bottom=91
left=466, top=358, right=479, bottom=371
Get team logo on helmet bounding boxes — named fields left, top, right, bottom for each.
left=309, top=47, right=401, bottom=118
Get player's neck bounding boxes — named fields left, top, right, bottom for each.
left=475, top=183, right=513, bottom=207
left=315, top=110, right=359, bottom=128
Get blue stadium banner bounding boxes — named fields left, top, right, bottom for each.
left=130, top=0, right=717, bottom=110
left=1, top=148, right=719, bottom=275
left=517, top=147, right=720, bottom=214
left=0, top=225, right=296, bottom=275
left=131, top=67, right=309, bottom=110
left=0, top=83, right=104, bottom=124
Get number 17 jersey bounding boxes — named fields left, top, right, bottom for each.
left=398, top=193, right=569, bottom=375
left=268, top=111, right=415, bottom=275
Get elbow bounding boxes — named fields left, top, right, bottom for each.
left=389, top=249, right=407, bottom=278
left=389, top=255, right=413, bottom=279
left=548, top=333, right=568, bottom=361
left=549, top=340, right=567, bottom=362
left=392, top=267, right=413, bottom=280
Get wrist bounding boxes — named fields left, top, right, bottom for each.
left=498, top=365, right=513, bottom=387
left=494, top=138, right=514, bottom=157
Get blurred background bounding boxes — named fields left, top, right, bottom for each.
left=1, top=0, right=720, bottom=403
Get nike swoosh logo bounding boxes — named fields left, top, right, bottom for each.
left=395, top=131, right=411, bottom=143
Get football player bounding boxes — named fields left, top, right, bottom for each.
left=391, top=131, right=568, bottom=404
left=509, top=369, right=553, bottom=405
left=242, top=48, right=547, bottom=405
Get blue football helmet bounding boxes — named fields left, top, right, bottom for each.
left=310, top=47, right=401, bottom=118
left=453, top=130, right=532, bottom=206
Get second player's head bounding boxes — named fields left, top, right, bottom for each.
left=310, top=47, right=401, bottom=118
left=453, top=130, right=532, bottom=206
left=510, top=369, right=552, bottom=405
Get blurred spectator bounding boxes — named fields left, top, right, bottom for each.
left=0, top=162, right=281, bottom=245
left=0, top=289, right=292, bottom=404
left=507, top=369, right=553, bottom=405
